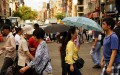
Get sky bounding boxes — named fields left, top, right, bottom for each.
left=24, top=0, right=50, bottom=11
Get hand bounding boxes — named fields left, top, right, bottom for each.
left=0, top=50, right=3, bottom=55
left=19, top=67, right=27, bottom=74
left=30, top=48, right=35, bottom=51
left=92, top=45, right=95, bottom=50
left=70, top=64, right=74, bottom=72
left=106, top=66, right=112, bottom=74
left=100, top=61, right=104, bottom=68
left=1, top=46, right=5, bottom=50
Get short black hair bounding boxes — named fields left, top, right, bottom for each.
left=103, top=17, right=115, bottom=30
left=34, top=23, right=39, bottom=29
left=16, top=27, right=22, bottom=33
left=2, top=24, right=11, bottom=31
left=33, top=28, right=45, bottom=39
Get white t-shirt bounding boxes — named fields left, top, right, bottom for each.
left=18, top=36, right=30, bottom=66
left=15, top=34, right=21, bottom=45
left=88, top=30, right=92, bottom=35
left=98, top=34, right=102, bottom=41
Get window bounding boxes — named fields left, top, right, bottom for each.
left=77, top=0, right=84, bottom=5
left=78, top=7, right=84, bottom=12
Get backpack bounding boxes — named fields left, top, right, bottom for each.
left=114, top=26, right=120, bottom=45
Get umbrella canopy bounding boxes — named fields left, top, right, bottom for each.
left=44, top=24, right=69, bottom=33
left=62, top=17, right=102, bottom=31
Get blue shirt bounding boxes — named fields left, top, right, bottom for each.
left=103, top=32, right=120, bottom=63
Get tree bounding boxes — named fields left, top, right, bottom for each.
left=55, top=13, right=66, bottom=20
left=13, top=6, right=38, bottom=21
left=13, top=11, right=22, bottom=18
left=29, top=11, right=38, bottom=20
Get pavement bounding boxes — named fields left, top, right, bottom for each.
left=0, top=41, right=102, bottom=75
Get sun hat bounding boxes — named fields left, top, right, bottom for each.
left=22, top=25, right=34, bottom=35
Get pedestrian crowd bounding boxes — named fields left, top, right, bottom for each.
left=0, top=23, right=52, bottom=75
left=59, top=17, right=120, bottom=75
left=0, top=17, right=120, bottom=75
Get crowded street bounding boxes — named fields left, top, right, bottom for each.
left=0, top=41, right=101, bottom=75
left=0, top=0, right=120, bottom=75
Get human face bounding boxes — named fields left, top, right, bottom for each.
left=33, top=36, right=39, bottom=42
left=102, top=21, right=110, bottom=31
left=3, top=29, right=9, bottom=35
left=72, top=30, right=77, bottom=40
left=20, top=29, right=23, bottom=35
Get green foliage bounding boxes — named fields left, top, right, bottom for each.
left=55, top=13, right=66, bottom=20
left=13, top=11, right=22, bottom=18
left=13, top=6, right=38, bottom=21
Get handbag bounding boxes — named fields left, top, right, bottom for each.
left=75, top=57, right=85, bottom=69
left=32, top=58, right=50, bottom=75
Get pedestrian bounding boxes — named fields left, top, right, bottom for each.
left=87, top=30, right=93, bottom=42
left=34, top=23, right=39, bottom=30
left=90, top=30, right=101, bottom=68
left=59, top=32, right=67, bottom=75
left=0, top=25, right=16, bottom=75
left=28, top=24, right=40, bottom=57
left=15, top=27, right=23, bottom=50
left=100, top=17, right=120, bottom=75
left=17, top=25, right=34, bottom=75
left=19, top=28, right=53, bottom=75
left=82, top=29, right=88, bottom=42
left=65, top=26, right=82, bottom=75
left=28, top=35, right=39, bottom=57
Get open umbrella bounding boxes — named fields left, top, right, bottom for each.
left=62, top=17, right=102, bottom=31
left=44, top=24, right=69, bottom=33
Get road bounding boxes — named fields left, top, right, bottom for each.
left=48, top=42, right=101, bottom=75
left=0, top=41, right=102, bottom=75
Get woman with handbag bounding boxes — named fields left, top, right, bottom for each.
left=19, top=28, right=52, bottom=75
left=65, top=26, right=82, bottom=75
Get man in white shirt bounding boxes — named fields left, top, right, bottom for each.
left=17, top=25, right=34, bottom=75
left=15, top=27, right=23, bottom=50
left=0, top=25, right=16, bottom=75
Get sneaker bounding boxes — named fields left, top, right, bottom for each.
left=92, top=64, right=101, bottom=69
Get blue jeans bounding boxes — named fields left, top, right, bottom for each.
left=66, top=64, right=82, bottom=75
left=91, top=41, right=101, bottom=65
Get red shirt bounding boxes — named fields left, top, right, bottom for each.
left=28, top=37, right=39, bottom=57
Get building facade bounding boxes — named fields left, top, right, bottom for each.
left=0, top=0, right=10, bottom=27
